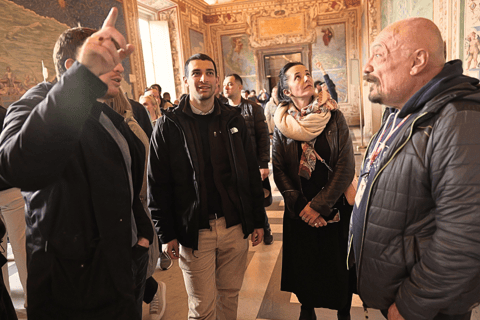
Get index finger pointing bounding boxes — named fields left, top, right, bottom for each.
left=102, top=7, right=118, bottom=29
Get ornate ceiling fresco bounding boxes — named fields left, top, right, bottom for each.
left=137, top=0, right=176, bottom=10
left=138, top=0, right=247, bottom=10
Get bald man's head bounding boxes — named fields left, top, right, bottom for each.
left=363, top=17, right=445, bottom=108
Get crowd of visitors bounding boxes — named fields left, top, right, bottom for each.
left=0, top=8, right=479, bottom=320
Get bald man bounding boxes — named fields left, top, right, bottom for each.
left=349, top=18, right=480, bottom=320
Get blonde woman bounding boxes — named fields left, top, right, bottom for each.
left=139, top=94, right=161, bottom=124
left=110, top=92, right=165, bottom=319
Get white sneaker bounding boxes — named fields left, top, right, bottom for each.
left=149, top=281, right=166, bottom=320
left=159, top=252, right=173, bottom=270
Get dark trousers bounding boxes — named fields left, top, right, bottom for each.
left=0, top=258, right=17, bottom=320
left=132, top=244, right=149, bottom=318
left=143, top=277, right=158, bottom=304
left=381, top=309, right=472, bottom=319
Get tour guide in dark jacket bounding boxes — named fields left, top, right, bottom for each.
left=0, top=62, right=154, bottom=319
left=148, top=95, right=266, bottom=251
left=349, top=60, right=480, bottom=319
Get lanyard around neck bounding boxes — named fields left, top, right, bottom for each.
left=368, top=112, right=411, bottom=167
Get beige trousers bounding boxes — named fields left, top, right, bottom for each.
left=0, top=188, right=28, bottom=300
left=179, top=217, right=248, bottom=320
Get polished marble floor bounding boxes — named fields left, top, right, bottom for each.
left=7, top=127, right=480, bottom=319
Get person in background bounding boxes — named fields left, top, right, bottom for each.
left=248, top=89, right=259, bottom=104
left=314, top=62, right=338, bottom=102
left=264, top=86, right=278, bottom=137
left=350, top=17, right=480, bottom=320
left=273, top=62, right=355, bottom=320
left=145, top=84, right=173, bottom=113
left=148, top=53, right=265, bottom=319
left=163, top=92, right=172, bottom=104
left=139, top=94, right=162, bottom=124
left=215, top=81, right=228, bottom=105
left=0, top=9, right=153, bottom=319
left=128, top=96, right=153, bottom=139
left=242, top=89, right=250, bottom=99
left=257, top=89, right=270, bottom=109
left=223, top=73, right=274, bottom=245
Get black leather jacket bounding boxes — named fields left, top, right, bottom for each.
left=231, top=98, right=270, bottom=168
left=148, top=97, right=266, bottom=250
left=272, top=110, right=354, bottom=218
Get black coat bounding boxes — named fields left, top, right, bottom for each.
left=148, top=96, right=266, bottom=250
left=272, top=110, right=355, bottom=308
left=231, top=98, right=270, bottom=168
left=0, top=63, right=153, bottom=319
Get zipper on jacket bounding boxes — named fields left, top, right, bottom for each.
left=165, top=116, right=201, bottom=249
left=353, top=111, right=428, bottom=290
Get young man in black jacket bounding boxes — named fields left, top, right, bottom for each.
left=223, top=73, right=274, bottom=244
left=148, top=53, right=265, bottom=319
left=0, top=8, right=153, bottom=320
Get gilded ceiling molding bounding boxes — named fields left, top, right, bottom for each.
left=245, top=6, right=317, bottom=48
left=123, top=0, right=147, bottom=99
left=158, top=7, right=184, bottom=98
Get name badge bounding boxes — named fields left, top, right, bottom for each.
left=355, top=177, right=367, bottom=208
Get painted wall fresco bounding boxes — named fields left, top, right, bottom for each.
left=381, top=0, right=433, bottom=29
left=221, top=34, right=257, bottom=91
left=464, top=0, right=480, bottom=77
left=1, top=0, right=130, bottom=106
left=311, top=23, right=348, bottom=103
left=189, top=29, right=205, bottom=55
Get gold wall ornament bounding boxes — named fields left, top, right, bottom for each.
left=123, top=0, right=147, bottom=100
left=245, top=5, right=316, bottom=48
left=158, top=7, right=185, bottom=99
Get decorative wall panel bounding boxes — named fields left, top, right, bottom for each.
left=189, top=29, right=205, bottom=55
left=221, top=34, right=257, bottom=90
left=312, top=23, right=348, bottom=103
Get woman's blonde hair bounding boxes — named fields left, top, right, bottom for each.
left=140, top=94, right=161, bottom=118
left=110, top=90, right=132, bottom=116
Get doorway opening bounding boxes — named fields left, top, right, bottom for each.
left=264, top=53, right=302, bottom=91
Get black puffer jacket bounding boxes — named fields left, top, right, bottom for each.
left=272, top=110, right=354, bottom=218
left=353, top=61, right=480, bottom=319
left=232, top=98, right=270, bottom=168
left=148, top=96, right=266, bottom=250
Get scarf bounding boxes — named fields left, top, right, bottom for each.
left=274, top=90, right=337, bottom=179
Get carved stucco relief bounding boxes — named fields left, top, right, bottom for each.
left=367, top=0, right=380, bottom=44
left=434, top=0, right=461, bottom=61
left=158, top=7, right=184, bottom=98
left=123, top=0, right=146, bottom=99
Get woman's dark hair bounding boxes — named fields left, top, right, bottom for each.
left=277, top=61, right=304, bottom=104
